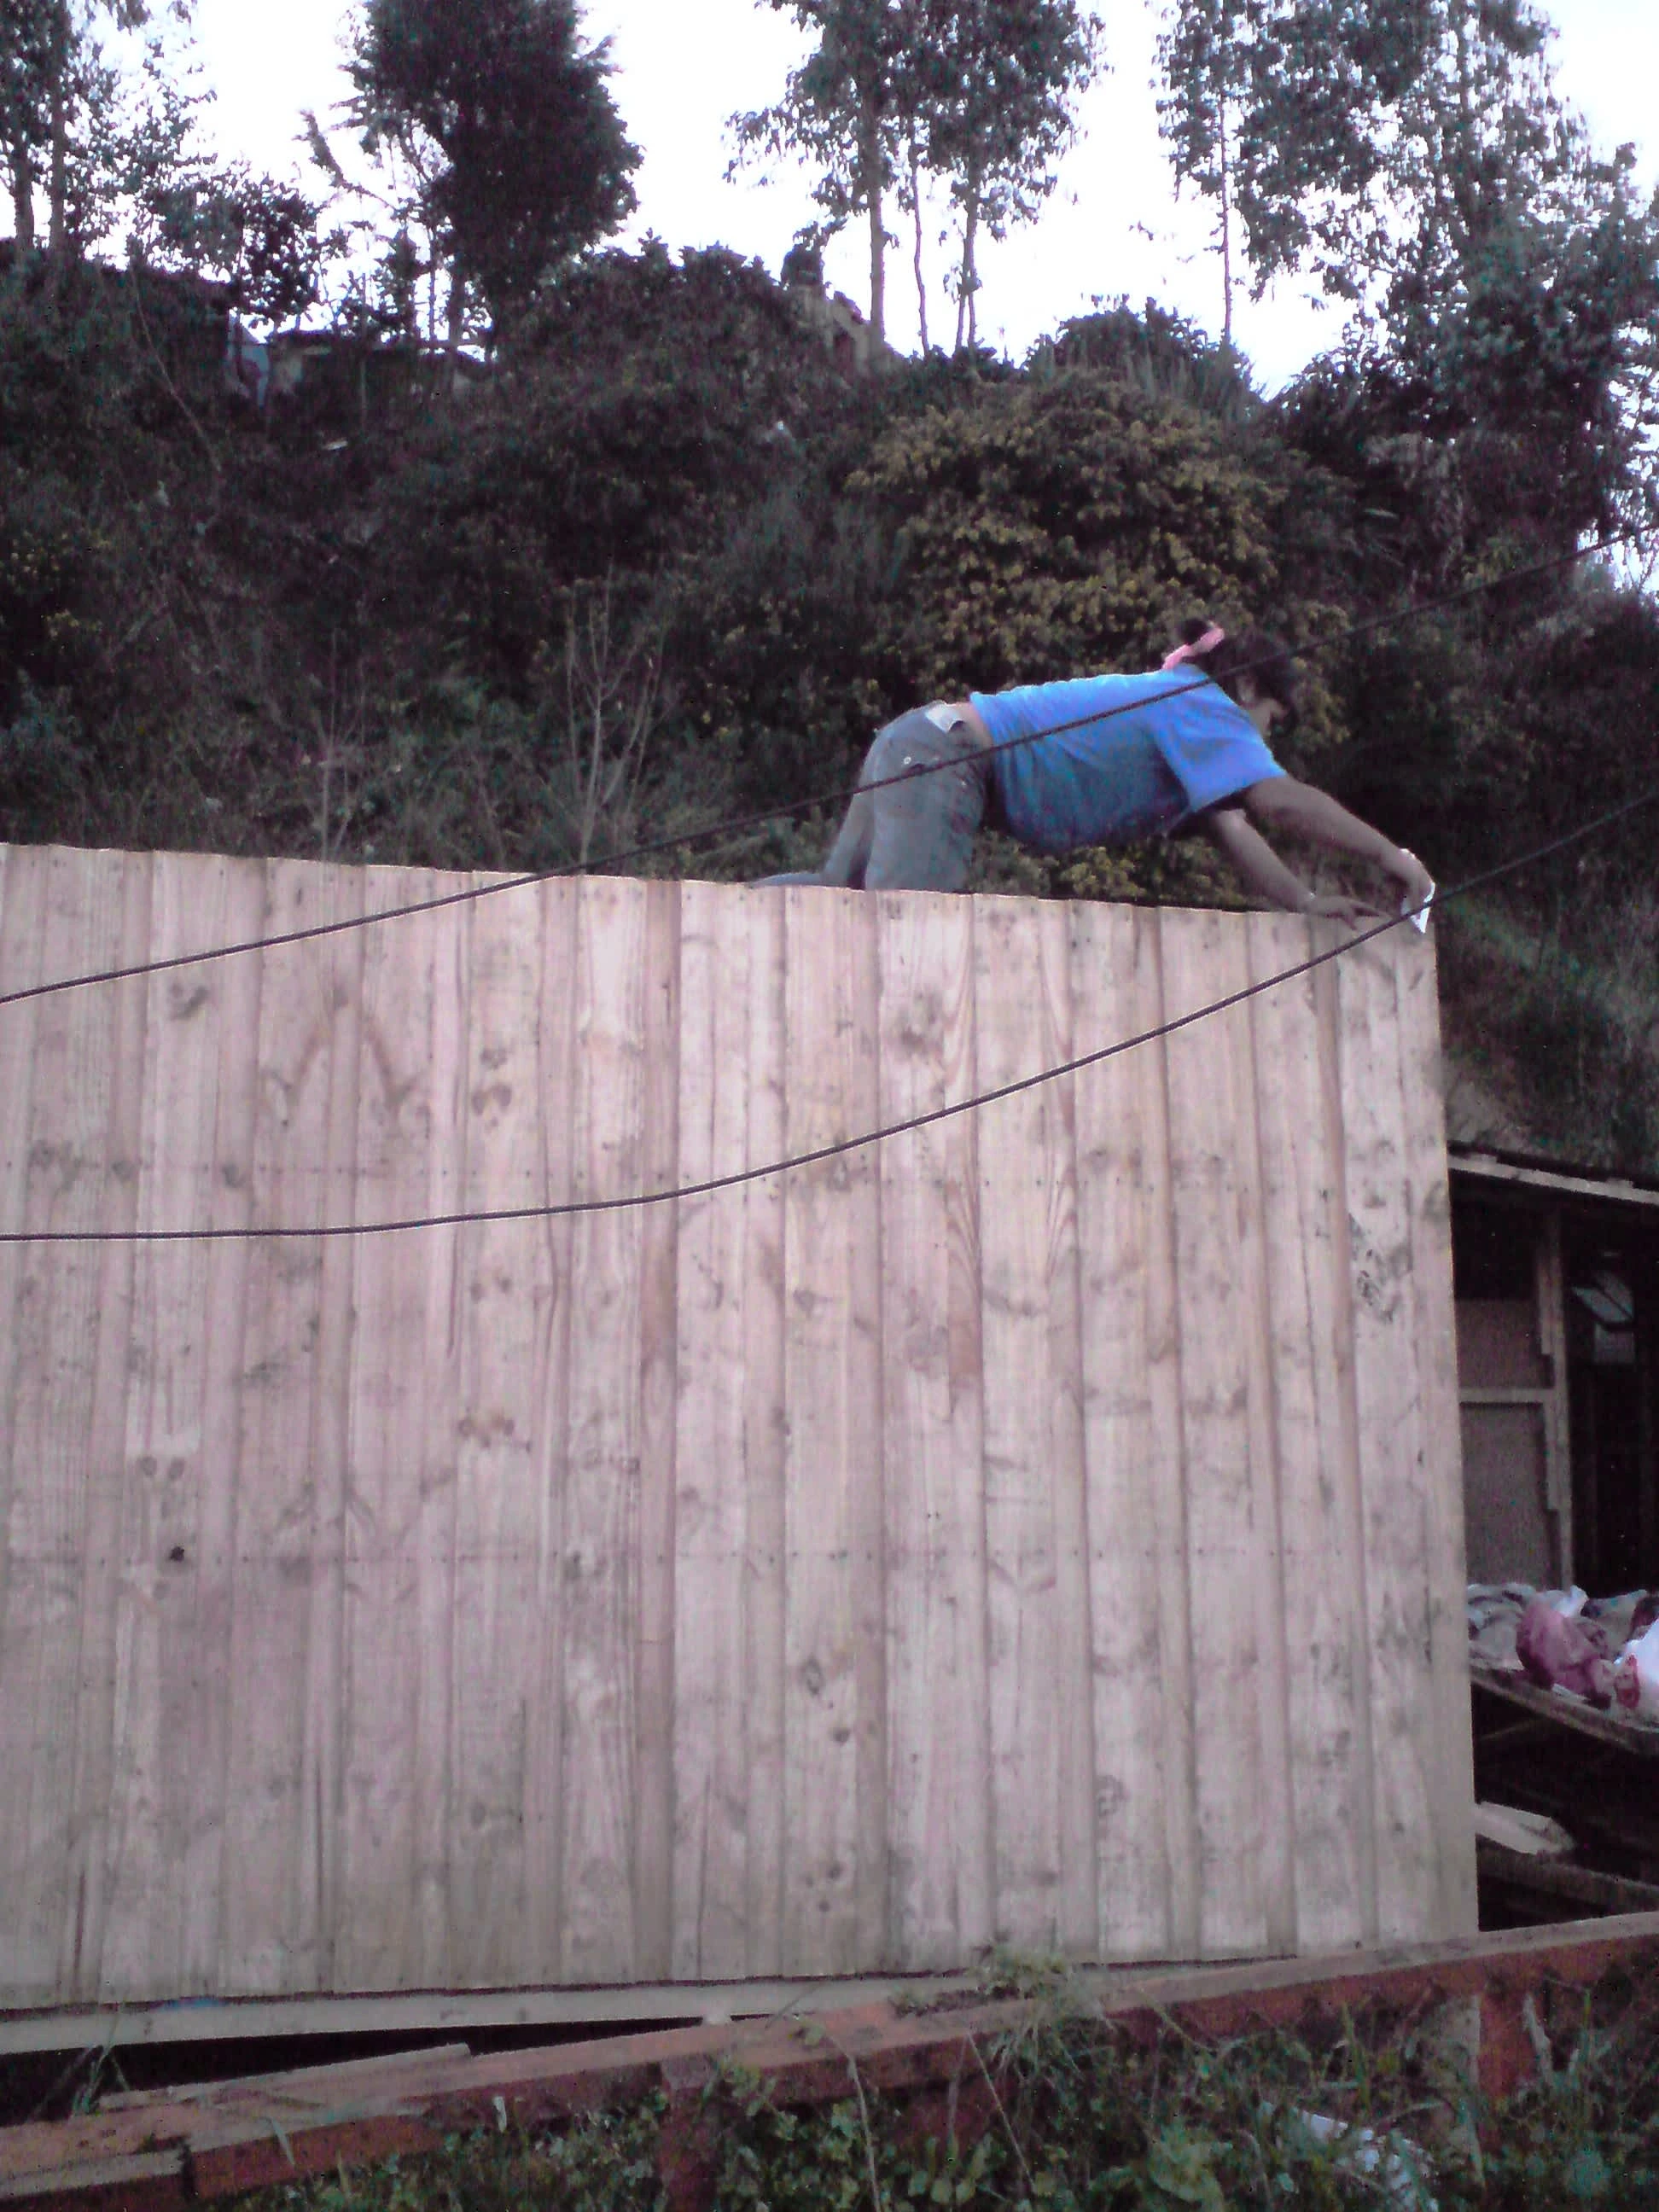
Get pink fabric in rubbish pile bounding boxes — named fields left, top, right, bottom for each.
left=1515, top=1596, right=1615, bottom=1708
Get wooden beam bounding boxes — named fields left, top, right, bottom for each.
left=1451, top=1153, right=1659, bottom=1215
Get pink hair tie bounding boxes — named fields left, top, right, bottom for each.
left=1161, top=624, right=1226, bottom=670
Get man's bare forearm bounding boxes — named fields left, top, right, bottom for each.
left=1243, top=777, right=1401, bottom=866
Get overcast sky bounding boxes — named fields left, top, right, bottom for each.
left=187, top=0, right=1657, bottom=390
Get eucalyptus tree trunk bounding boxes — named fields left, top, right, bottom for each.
left=954, top=175, right=981, bottom=351
left=908, top=140, right=928, bottom=352
left=860, top=92, right=885, bottom=346
left=46, top=0, right=69, bottom=257
left=9, top=150, right=36, bottom=249
left=1217, top=96, right=1234, bottom=346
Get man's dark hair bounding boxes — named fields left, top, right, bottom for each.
left=1173, top=615, right=1300, bottom=731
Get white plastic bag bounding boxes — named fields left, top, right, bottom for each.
left=1611, top=1619, right=1659, bottom=1723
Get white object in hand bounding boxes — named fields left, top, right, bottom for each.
left=1400, top=850, right=1434, bottom=933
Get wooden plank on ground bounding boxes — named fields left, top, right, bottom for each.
left=1336, top=932, right=1447, bottom=1943
left=876, top=888, right=990, bottom=1971
left=780, top=887, right=884, bottom=1975
left=1395, top=933, right=1478, bottom=1938
left=1158, top=908, right=1278, bottom=1959
left=975, top=895, right=1094, bottom=1958
left=448, top=878, right=552, bottom=1986
left=218, top=859, right=364, bottom=1995
left=335, top=870, right=466, bottom=1991
left=1246, top=915, right=1379, bottom=1952
left=1069, top=902, right=1193, bottom=1960
left=0, top=848, right=139, bottom=2002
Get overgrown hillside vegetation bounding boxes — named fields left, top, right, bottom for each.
left=3, top=245, right=1658, bottom=1171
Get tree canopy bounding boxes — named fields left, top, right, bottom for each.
left=348, top=0, right=639, bottom=341
left=731, top=0, right=1099, bottom=349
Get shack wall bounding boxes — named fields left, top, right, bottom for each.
left=0, top=844, right=1475, bottom=2008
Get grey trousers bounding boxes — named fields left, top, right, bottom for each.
left=759, top=706, right=991, bottom=891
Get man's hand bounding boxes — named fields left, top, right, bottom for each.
left=1302, top=891, right=1386, bottom=928
left=1386, top=847, right=1435, bottom=924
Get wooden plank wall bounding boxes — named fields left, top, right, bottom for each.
left=0, top=845, right=1476, bottom=2009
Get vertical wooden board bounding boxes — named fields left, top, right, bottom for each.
left=975, top=896, right=1094, bottom=1959
left=410, top=894, right=469, bottom=1986
left=556, top=876, right=664, bottom=1984
left=632, top=881, right=680, bottom=1979
left=780, top=887, right=884, bottom=1975
left=1069, top=902, right=1194, bottom=1960
left=1336, top=934, right=1445, bottom=1942
left=671, top=882, right=757, bottom=1979
left=742, top=891, right=789, bottom=1977
left=218, top=859, right=364, bottom=1996
left=0, top=848, right=141, bottom=2000
left=448, top=881, right=555, bottom=1987
left=95, top=853, right=249, bottom=2000
left=1157, top=908, right=1279, bottom=1958
left=1246, top=914, right=1378, bottom=1953
left=335, top=872, right=464, bottom=1992
left=519, top=879, right=579, bottom=1984
left=876, top=889, right=991, bottom=1971
left=52, top=853, right=154, bottom=2002
left=0, top=846, right=49, bottom=1917
left=1394, top=934, right=1478, bottom=1938
left=97, top=858, right=259, bottom=1999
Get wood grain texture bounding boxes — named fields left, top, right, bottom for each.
left=975, top=897, right=1094, bottom=1958
left=449, top=879, right=550, bottom=1987
left=218, top=860, right=364, bottom=1996
left=876, top=890, right=989, bottom=1971
left=1070, top=902, right=1193, bottom=1960
left=559, top=877, right=663, bottom=1984
left=0, top=853, right=1476, bottom=2006
left=741, top=890, right=789, bottom=1978
left=1336, top=934, right=1447, bottom=1944
left=0, top=847, right=60, bottom=1998
left=57, top=852, right=156, bottom=2003
left=781, top=887, right=883, bottom=1975
left=1246, top=916, right=1377, bottom=1953
left=672, top=882, right=758, bottom=1979
left=337, top=872, right=457, bottom=1992
left=100, top=858, right=249, bottom=2000
left=1158, top=909, right=1278, bottom=1959
left=1394, top=934, right=1478, bottom=1940
left=0, top=850, right=139, bottom=2000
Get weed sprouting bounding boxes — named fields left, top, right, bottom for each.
left=225, top=1971, right=1659, bottom=2210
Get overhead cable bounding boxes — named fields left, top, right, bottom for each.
left=0, top=518, right=1649, bottom=1012
left=4, top=775, right=1656, bottom=1245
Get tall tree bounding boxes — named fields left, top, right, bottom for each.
left=1, top=1, right=176, bottom=257
left=922, top=0, right=1101, bottom=349
left=348, top=0, right=639, bottom=345
left=1158, top=0, right=1659, bottom=543
left=1, top=0, right=55, bottom=247
left=734, top=0, right=1098, bottom=353
left=731, top=0, right=914, bottom=347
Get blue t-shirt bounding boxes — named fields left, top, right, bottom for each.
left=968, top=669, right=1285, bottom=855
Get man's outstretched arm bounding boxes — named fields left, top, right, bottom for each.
left=1240, top=777, right=1434, bottom=914
left=1197, top=801, right=1412, bottom=928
